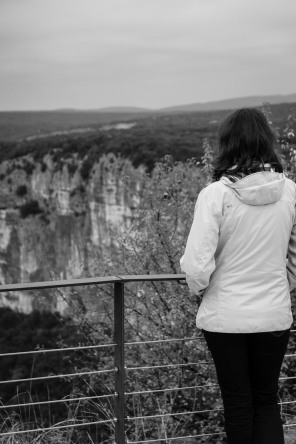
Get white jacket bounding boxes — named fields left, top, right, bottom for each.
left=180, top=172, right=296, bottom=333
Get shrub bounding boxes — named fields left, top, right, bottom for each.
left=41, top=161, right=47, bottom=172
left=23, top=160, right=35, bottom=175
left=67, top=161, right=78, bottom=176
left=15, top=184, right=28, bottom=197
left=20, top=200, right=43, bottom=218
left=80, top=157, right=93, bottom=180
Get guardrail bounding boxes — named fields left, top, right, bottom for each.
left=0, top=274, right=295, bottom=443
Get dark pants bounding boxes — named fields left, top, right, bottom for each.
left=203, top=329, right=290, bottom=444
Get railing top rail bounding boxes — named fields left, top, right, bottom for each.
left=0, top=274, right=186, bottom=292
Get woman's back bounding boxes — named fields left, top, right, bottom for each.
left=183, top=171, right=296, bottom=332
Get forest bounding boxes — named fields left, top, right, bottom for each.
left=0, top=101, right=295, bottom=172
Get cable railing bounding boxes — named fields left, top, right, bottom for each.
left=0, top=274, right=295, bottom=443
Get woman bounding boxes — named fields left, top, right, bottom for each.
left=180, top=108, right=296, bottom=444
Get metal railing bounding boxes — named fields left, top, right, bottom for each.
left=0, top=274, right=295, bottom=443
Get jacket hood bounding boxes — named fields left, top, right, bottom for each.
left=220, top=171, right=286, bottom=205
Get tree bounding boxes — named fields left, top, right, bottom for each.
left=77, top=154, right=226, bottom=442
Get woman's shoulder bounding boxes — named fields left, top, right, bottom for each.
left=283, top=176, right=296, bottom=201
left=285, top=177, right=296, bottom=189
left=199, top=180, right=231, bottom=198
left=197, top=181, right=231, bottom=211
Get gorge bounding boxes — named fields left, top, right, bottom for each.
left=0, top=152, right=140, bottom=314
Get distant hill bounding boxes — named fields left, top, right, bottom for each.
left=56, top=93, right=296, bottom=113
left=0, top=110, right=152, bottom=141
left=56, top=106, right=152, bottom=113
left=0, top=95, right=295, bottom=141
left=159, top=93, right=296, bottom=112
left=89, top=106, right=151, bottom=113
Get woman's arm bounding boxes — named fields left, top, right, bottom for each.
left=287, top=213, right=296, bottom=291
left=180, top=185, right=222, bottom=295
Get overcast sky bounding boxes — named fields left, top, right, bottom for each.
left=0, top=0, right=295, bottom=110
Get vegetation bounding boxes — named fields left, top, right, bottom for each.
left=15, top=184, right=27, bottom=197
left=0, top=110, right=152, bottom=141
left=19, top=200, right=43, bottom=218
left=0, top=308, right=80, bottom=407
left=0, top=306, right=115, bottom=443
left=0, top=102, right=295, bottom=175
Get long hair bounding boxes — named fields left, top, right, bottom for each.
left=212, top=108, right=283, bottom=181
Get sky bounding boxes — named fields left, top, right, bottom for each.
left=0, top=0, right=295, bottom=110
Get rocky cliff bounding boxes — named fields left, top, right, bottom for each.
left=0, top=152, right=140, bottom=314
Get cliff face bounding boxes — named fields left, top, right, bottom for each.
left=0, top=153, right=139, bottom=314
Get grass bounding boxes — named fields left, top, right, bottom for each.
left=285, top=429, right=296, bottom=444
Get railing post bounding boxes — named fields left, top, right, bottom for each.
left=114, top=281, right=125, bottom=444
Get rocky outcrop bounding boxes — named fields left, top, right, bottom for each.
left=0, top=153, right=140, bottom=314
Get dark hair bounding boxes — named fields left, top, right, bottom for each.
left=212, top=108, right=283, bottom=180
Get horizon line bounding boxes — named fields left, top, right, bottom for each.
left=0, top=92, right=295, bottom=113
